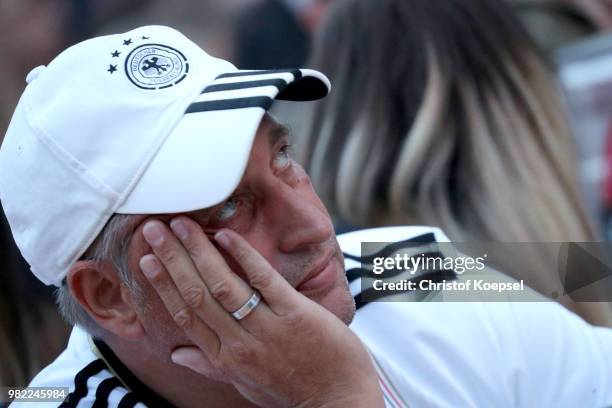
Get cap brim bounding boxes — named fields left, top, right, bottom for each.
left=115, top=68, right=330, bottom=214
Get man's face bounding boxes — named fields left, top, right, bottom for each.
left=125, top=114, right=355, bottom=354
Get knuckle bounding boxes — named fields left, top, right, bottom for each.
left=172, top=307, right=193, bottom=328
left=248, top=269, right=272, bottom=289
left=284, top=311, right=306, bottom=330
left=229, top=341, right=256, bottom=364
left=156, top=244, right=178, bottom=264
left=181, top=234, right=200, bottom=256
left=209, top=280, right=231, bottom=303
left=233, top=247, right=250, bottom=264
left=182, top=286, right=205, bottom=309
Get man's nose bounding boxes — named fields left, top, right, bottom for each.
left=273, top=184, right=334, bottom=253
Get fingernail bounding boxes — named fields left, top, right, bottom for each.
left=170, top=352, right=187, bottom=366
left=214, top=230, right=230, bottom=248
left=143, top=222, right=164, bottom=246
left=140, top=255, right=160, bottom=277
left=171, top=347, right=201, bottom=367
left=170, top=218, right=189, bottom=241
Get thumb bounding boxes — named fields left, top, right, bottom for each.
left=171, top=346, right=223, bottom=379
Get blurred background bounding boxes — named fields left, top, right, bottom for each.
left=2, top=0, right=612, bottom=389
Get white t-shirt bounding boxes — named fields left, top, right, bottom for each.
left=340, top=226, right=612, bottom=408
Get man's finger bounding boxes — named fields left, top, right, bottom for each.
left=169, top=216, right=273, bottom=330
left=213, top=228, right=299, bottom=313
left=141, top=221, right=242, bottom=340
left=139, top=253, right=221, bottom=355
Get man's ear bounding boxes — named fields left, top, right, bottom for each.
left=67, top=260, right=145, bottom=340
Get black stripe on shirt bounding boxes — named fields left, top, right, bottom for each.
left=59, top=359, right=107, bottom=408
left=94, top=339, right=175, bottom=408
left=202, top=78, right=288, bottom=94
left=185, top=96, right=273, bottom=113
left=342, top=232, right=437, bottom=264
left=92, top=377, right=123, bottom=408
left=117, top=393, right=141, bottom=408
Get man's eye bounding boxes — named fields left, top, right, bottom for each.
left=273, top=145, right=292, bottom=169
left=208, top=194, right=254, bottom=232
left=217, top=198, right=238, bottom=220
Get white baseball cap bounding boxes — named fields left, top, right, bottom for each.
left=0, top=25, right=330, bottom=286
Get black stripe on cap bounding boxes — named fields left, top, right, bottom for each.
left=202, top=78, right=288, bottom=94
left=59, top=359, right=107, bottom=408
left=92, top=377, right=123, bottom=408
left=185, top=96, right=273, bottom=114
left=216, top=69, right=302, bottom=79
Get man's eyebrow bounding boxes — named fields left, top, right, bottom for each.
left=269, top=123, right=292, bottom=149
left=184, top=207, right=213, bottom=225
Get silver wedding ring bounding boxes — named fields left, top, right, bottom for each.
left=231, top=291, right=261, bottom=320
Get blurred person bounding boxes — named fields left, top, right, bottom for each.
left=508, top=0, right=612, bottom=54
left=0, top=0, right=70, bottom=132
left=302, top=0, right=612, bottom=326
left=232, top=0, right=333, bottom=69
left=4, top=24, right=612, bottom=408
left=0, top=0, right=149, bottom=134
left=97, top=0, right=238, bottom=61
left=603, top=120, right=612, bottom=240
left=510, top=0, right=597, bottom=51
left=566, top=0, right=612, bottom=30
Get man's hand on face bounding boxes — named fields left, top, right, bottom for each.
left=138, top=215, right=384, bottom=408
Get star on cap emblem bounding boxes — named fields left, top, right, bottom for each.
left=111, top=50, right=121, bottom=57
left=123, top=39, right=132, bottom=46
left=141, top=36, right=150, bottom=40
left=107, top=64, right=118, bottom=74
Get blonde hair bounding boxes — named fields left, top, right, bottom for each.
left=303, top=0, right=612, bottom=325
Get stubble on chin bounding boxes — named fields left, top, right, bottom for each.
left=305, top=257, right=356, bottom=326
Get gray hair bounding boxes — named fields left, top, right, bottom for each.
left=54, top=214, right=139, bottom=335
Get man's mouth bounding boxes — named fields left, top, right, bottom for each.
left=295, top=249, right=338, bottom=295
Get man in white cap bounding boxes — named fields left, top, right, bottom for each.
left=0, top=25, right=383, bottom=407
left=3, top=25, right=612, bottom=408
